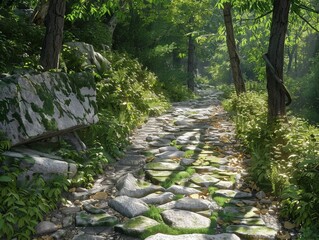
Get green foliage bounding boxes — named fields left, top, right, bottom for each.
left=79, top=51, right=170, bottom=157
left=287, top=55, right=319, bottom=123
left=223, top=91, right=268, bottom=149
left=213, top=196, right=231, bottom=207
left=224, top=91, right=319, bottom=230
left=143, top=205, right=164, bottom=223
left=158, top=69, right=195, bottom=102
left=66, top=20, right=112, bottom=50
left=161, top=167, right=195, bottom=188
left=57, top=141, right=109, bottom=188
left=0, top=9, right=44, bottom=73
left=60, top=45, right=88, bottom=73
left=298, top=226, right=319, bottom=240
left=0, top=156, right=69, bottom=239
left=0, top=135, right=69, bottom=238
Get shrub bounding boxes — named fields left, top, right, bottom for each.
left=223, top=91, right=319, bottom=231
left=79, top=51, right=170, bottom=157
left=0, top=9, right=44, bottom=73
left=0, top=134, right=69, bottom=239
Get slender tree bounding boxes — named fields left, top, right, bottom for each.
left=265, top=0, right=291, bottom=119
left=187, top=34, right=196, bottom=91
left=40, top=0, right=66, bottom=70
left=222, top=2, right=246, bottom=95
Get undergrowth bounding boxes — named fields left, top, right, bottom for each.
left=0, top=133, right=70, bottom=239
left=78, top=51, right=170, bottom=157
left=223, top=91, right=319, bottom=236
left=0, top=46, right=170, bottom=239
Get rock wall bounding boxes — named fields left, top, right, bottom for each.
left=0, top=71, right=98, bottom=146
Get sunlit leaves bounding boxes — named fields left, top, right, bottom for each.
left=224, top=91, right=319, bottom=228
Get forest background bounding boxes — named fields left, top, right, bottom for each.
left=0, top=0, right=319, bottom=239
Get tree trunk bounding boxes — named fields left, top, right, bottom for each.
left=287, top=45, right=297, bottom=74
left=266, top=0, right=290, bottom=119
left=187, top=34, right=196, bottom=92
left=40, top=0, right=66, bottom=70
left=223, top=2, right=245, bottom=95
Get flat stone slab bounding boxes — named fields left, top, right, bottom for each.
left=35, top=221, right=58, bottom=235
left=145, top=233, right=241, bottom=240
left=163, top=126, right=181, bottom=132
left=75, top=212, right=118, bottom=227
left=147, top=169, right=175, bottom=176
left=192, top=166, right=222, bottom=173
left=215, top=190, right=253, bottom=199
left=224, top=206, right=260, bottom=219
left=181, top=146, right=202, bottom=152
left=72, top=233, right=105, bottom=240
left=226, top=225, right=277, bottom=239
left=149, top=139, right=171, bottom=147
left=181, top=158, right=197, bottom=166
left=118, top=154, right=146, bottom=166
left=231, top=218, right=265, bottom=226
left=115, top=216, right=160, bottom=236
left=148, top=175, right=171, bottom=183
left=161, top=209, right=211, bottom=229
left=190, top=174, right=220, bottom=187
left=174, top=120, right=192, bottom=126
left=158, top=146, right=179, bottom=152
left=158, top=201, right=177, bottom=210
left=203, top=156, right=229, bottom=165
left=155, top=151, right=185, bottom=159
left=83, top=204, right=106, bottom=214
left=166, top=185, right=201, bottom=195
left=108, top=196, right=149, bottom=218
left=117, top=173, right=164, bottom=198
left=144, top=162, right=185, bottom=171
left=175, top=198, right=218, bottom=211
left=214, top=180, right=234, bottom=189
left=141, top=192, right=175, bottom=205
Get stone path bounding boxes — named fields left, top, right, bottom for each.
left=36, top=88, right=281, bottom=239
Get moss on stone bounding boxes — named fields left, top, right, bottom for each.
left=42, top=118, right=58, bottom=131
left=64, top=99, right=71, bottom=106
left=213, top=196, right=231, bottom=207
left=24, top=110, right=33, bottom=124
left=12, top=112, right=26, bottom=134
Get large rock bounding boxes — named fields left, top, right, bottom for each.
left=65, top=42, right=110, bottom=74
left=75, top=212, right=118, bottom=227
left=116, top=173, right=164, bottom=198
left=115, top=216, right=160, bottom=236
left=3, top=148, right=77, bottom=179
left=35, top=221, right=58, bottom=236
left=174, top=198, right=219, bottom=211
left=0, top=72, right=98, bottom=146
left=161, top=210, right=211, bottom=229
left=166, top=185, right=201, bottom=195
left=226, top=225, right=277, bottom=239
left=141, top=192, right=175, bottom=205
left=108, top=196, right=150, bottom=218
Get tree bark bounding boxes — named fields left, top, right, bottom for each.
left=187, top=34, right=196, bottom=92
left=40, top=0, right=66, bottom=71
left=223, top=2, right=245, bottom=95
left=266, top=0, right=291, bottom=119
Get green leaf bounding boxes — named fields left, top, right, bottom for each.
left=0, top=175, right=12, bottom=182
